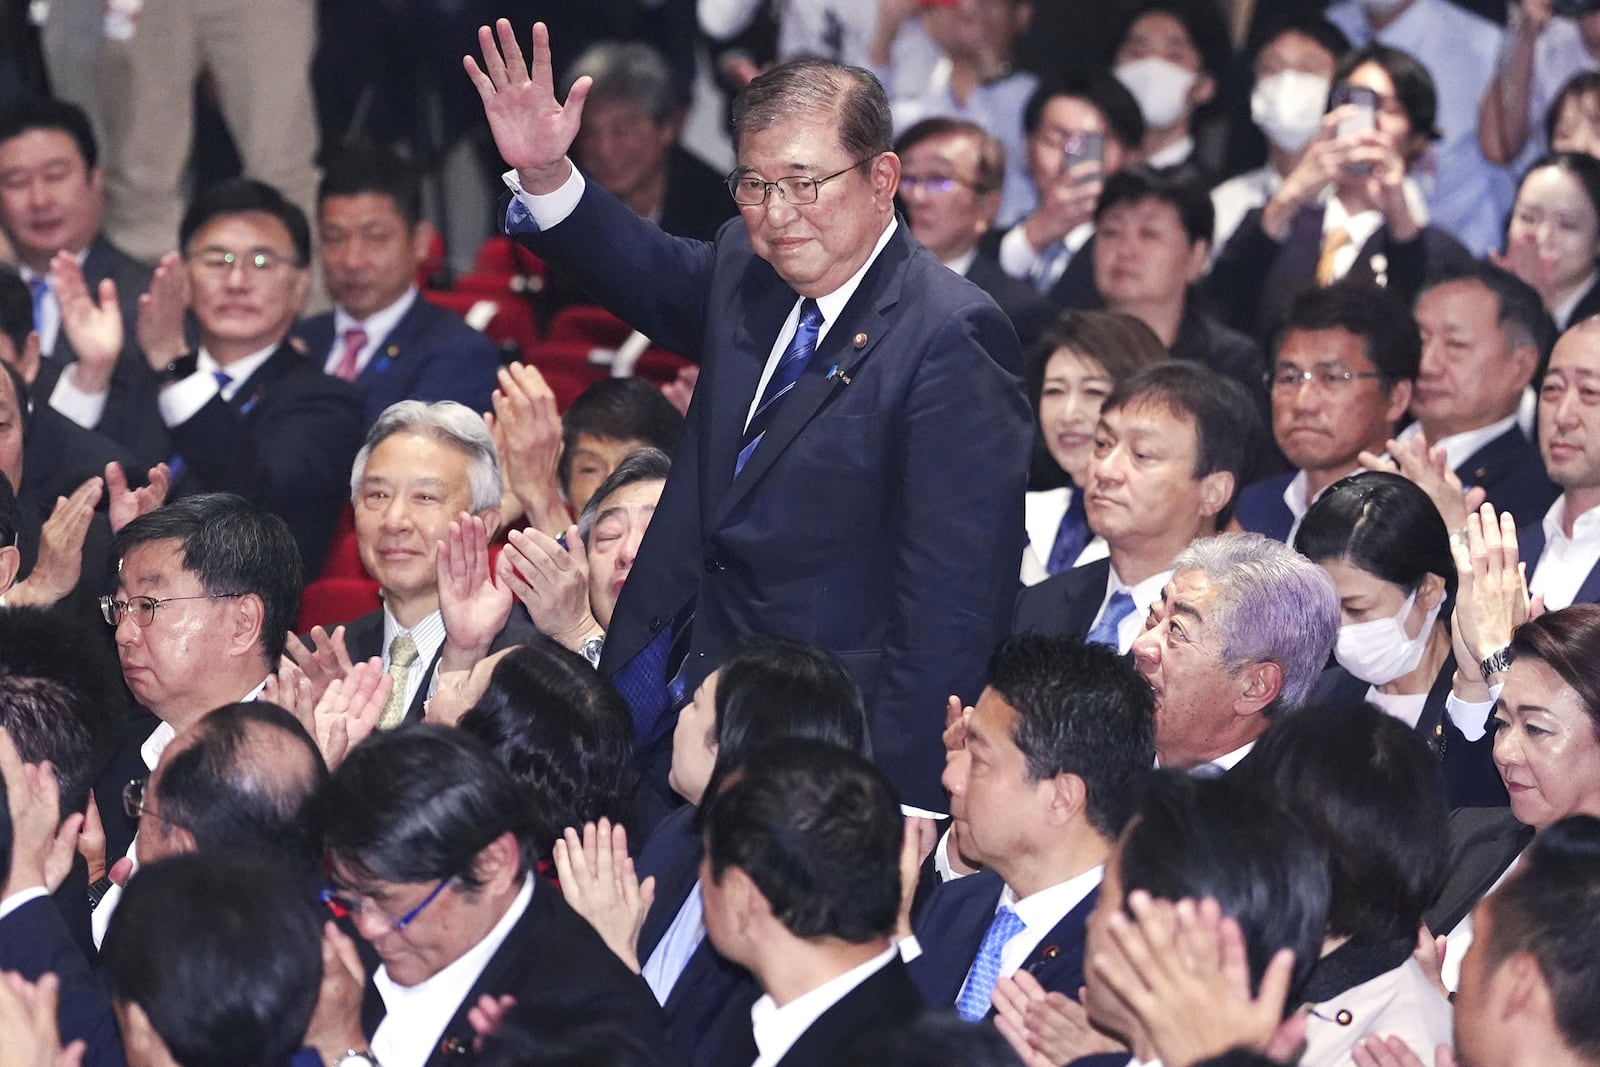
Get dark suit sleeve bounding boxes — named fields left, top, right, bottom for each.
left=407, top=324, right=502, bottom=415
left=875, top=301, right=1032, bottom=809
left=0, top=896, right=126, bottom=1067
left=1202, top=208, right=1283, bottom=337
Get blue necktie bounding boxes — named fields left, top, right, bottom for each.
left=27, top=276, right=48, bottom=332
left=956, top=905, right=1026, bottom=1021
left=213, top=369, right=232, bottom=394
left=609, top=598, right=697, bottom=746
left=1045, top=491, right=1090, bottom=575
left=1030, top=242, right=1068, bottom=293
left=736, top=299, right=822, bottom=476
left=1086, top=590, right=1136, bottom=650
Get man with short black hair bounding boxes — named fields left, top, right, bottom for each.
left=1237, top=281, right=1419, bottom=544
left=911, top=635, right=1154, bottom=1018
left=701, top=740, right=923, bottom=1065
left=295, top=146, right=502, bottom=430
left=309, top=725, right=665, bottom=1067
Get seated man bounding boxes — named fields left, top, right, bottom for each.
left=894, top=117, right=1054, bottom=350
left=308, top=725, right=666, bottom=1067
left=0, top=97, right=162, bottom=468
left=1236, top=281, right=1418, bottom=544
left=911, top=634, right=1154, bottom=1018
left=1527, top=317, right=1600, bottom=608
left=990, top=73, right=1144, bottom=308
left=1406, top=262, right=1558, bottom=526
left=701, top=740, right=924, bottom=1065
left=124, top=178, right=364, bottom=576
left=295, top=145, right=501, bottom=430
left=1093, top=167, right=1266, bottom=397
left=1013, top=361, right=1258, bottom=655
left=101, top=854, right=322, bottom=1067
left=299, top=400, right=535, bottom=726
left=89, top=494, right=303, bottom=880
left=1134, top=532, right=1339, bottom=772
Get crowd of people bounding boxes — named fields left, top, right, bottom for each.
left=4, top=0, right=1600, bottom=1066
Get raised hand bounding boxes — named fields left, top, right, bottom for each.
left=992, top=970, right=1125, bottom=1067
left=301, top=923, right=369, bottom=1066
left=1359, top=435, right=1483, bottom=534
left=0, top=972, right=86, bottom=1067
left=4, top=477, right=100, bottom=607
left=464, top=20, right=590, bottom=192
left=438, top=513, right=514, bottom=673
left=312, top=658, right=390, bottom=769
left=135, top=252, right=188, bottom=369
left=0, top=728, right=82, bottom=898
left=1450, top=501, right=1532, bottom=673
left=489, top=363, right=569, bottom=536
left=552, top=818, right=654, bottom=972
left=49, top=252, right=122, bottom=395
left=105, top=461, right=170, bottom=534
left=282, top=625, right=356, bottom=705
left=498, top=524, right=599, bottom=652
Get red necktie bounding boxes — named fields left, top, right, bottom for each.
left=333, top=327, right=368, bottom=381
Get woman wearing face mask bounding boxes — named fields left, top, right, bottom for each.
left=1021, top=310, right=1167, bottom=585
left=1111, top=1, right=1226, bottom=182
left=1500, top=152, right=1600, bottom=330
left=1211, top=16, right=1351, bottom=257
left=1296, top=471, right=1508, bottom=809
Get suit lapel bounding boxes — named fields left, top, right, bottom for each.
left=705, top=278, right=799, bottom=508
left=360, top=298, right=427, bottom=384
left=1017, top=886, right=1097, bottom=992
left=230, top=344, right=300, bottom=414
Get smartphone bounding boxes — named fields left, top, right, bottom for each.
left=1330, top=84, right=1377, bottom=174
left=1062, top=131, right=1104, bottom=184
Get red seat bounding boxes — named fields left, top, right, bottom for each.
left=547, top=305, right=633, bottom=347
left=316, top=503, right=369, bottom=581
left=458, top=237, right=547, bottom=296
left=522, top=339, right=613, bottom=412
left=296, top=577, right=381, bottom=632
left=421, top=289, right=541, bottom=362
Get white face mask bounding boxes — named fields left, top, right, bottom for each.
left=1251, top=70, right=1331, bottom=152
left=1115, top=56, right=1198, bottom=130
left=1334, top=586, right=1442, bottom=686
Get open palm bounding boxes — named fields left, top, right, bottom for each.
left=464, top=20, right=590, bottom=189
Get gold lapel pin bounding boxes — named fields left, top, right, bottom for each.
left=853, top=332, right=868, bottom=348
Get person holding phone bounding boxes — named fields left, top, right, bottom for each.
left=1206, top=43, right=1474, bottom=347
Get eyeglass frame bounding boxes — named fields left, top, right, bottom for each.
left=898, top=173, right=987, bottom=197
left=191, top=247, right=300, bottom=275
left=99, top=592, right=245, bottom=628
left=319, top=876, right=455, bottom=933
left=1264, top=365, right=1386, bottom=393
left=724, top=156, right=877, bottom=207
left=122, top=777, right=185, bottom=829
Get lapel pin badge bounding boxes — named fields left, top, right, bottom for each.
left=852, top=332, right=868, bottom=348
left=386, top=344, right=400, bottom=357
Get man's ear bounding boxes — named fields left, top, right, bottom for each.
left=1236, top=660, right=1283, bottom=717
left=1185, top=237, right=1211, bottom=282
left=1196, top=469, right=1234, bottom=524
left=230, top=592, right=266, bottom=658
left=471, top=830, right=523, bottom=893
left=1047, top=771, right=1088, bottom=828
left=874, top=152, right=903, bottom=205
left=1382, top=378, right=1413, bottom=426
left=1510, top=340, right=1540, bottom=391
left=1498, top=950, right=1559, bottom=1033
left=1191, top=72, right=1216, bottom=109
left=0, top=545, right=18, bottom=594
left=410, top=220, right=439, bottom=268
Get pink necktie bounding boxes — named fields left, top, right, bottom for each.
left=333, top=327, right=368, bottom=381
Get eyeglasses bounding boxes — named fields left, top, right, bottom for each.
left=122, top=777, right=183, bottom=828
left=725, top=157, right=875, bottom=206
left=1265, top=366, right=1385, bottom=393
left=320, top=876, right=454, bottom=933
left=193, top=247, right=298, bottom=275
left=99, top=593, right=244, bottom=628
left=899, top=174, right=983, bottom=196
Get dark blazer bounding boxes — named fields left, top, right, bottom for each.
left=315, top=604, right=541, bottom=724
left=1517, top=519, right=1600, bottom=606
left=964, top=253, right=1057, bottom=352
left=908, top=869, right=1097, bottom=1010
left=1168, top=302, right=1269, bottom=410
left=515, top=184, right=1032, bottom=811
left=978, top=228, right=1102, bottom=313
left=1311, top=662, right=1508, bottom=810
left=635, top=806, right=757, bottom=1066
left=88, top=709, right=163, bottom=866
left=1012, top=557, right=1111, bottom=640
left=166, top=343, right=364, bottom=577
left=0, top=895, right=125, bottom=1067
left=1455, top=426, right=1559, bottom=529
left=1235, top=471, right=1296, bottom=543
left=293, top=293, right=503, bottom=431
left=1204, top=204, right=1475, bottom=347
left=360, top=880, right=667, bottom=1067
left=1563, top=276, right=1600, bottom=331
left=1422, top=807, right=1532, bottom=937
left=31, top=236, right=168, bottom=471
left=709, top=956, right=924, bottom=1067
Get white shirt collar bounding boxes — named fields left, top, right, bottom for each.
left=990, top=865, right=1104, bottom=977
left=332, top=287, right=419, bottom=367
left=1146, top=136, right=1194, bottom=170
left=1399, top=412, right=1519, bottom=474
left=1544, top=494, right=1600, bottom=546
left=372, top=877, right=536, bottom=1067
left=945, top=248, right=979, bottom=277
left=750, top=944, right=898, bottom=1067
left=813, top=218, right=899, bottom=342
left=1098, top=566, right=1172, bottom=656
left=197, top=342, right=281, bottom=401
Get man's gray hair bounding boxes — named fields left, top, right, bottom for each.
left=1172, top=533, right=1339, bottom=713
left=349, top=400, right=501, bottom=513
left=563, top=41, right=685, bottom=124
left=731, top=59, right=893, bottom=163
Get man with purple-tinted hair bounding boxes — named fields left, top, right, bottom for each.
left=1133, top=532, right=1339, bottom=775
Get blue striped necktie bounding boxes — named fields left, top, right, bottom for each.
left=736, top=299, right=822, bottom=476
left=956, top=905, right=1025, bottom=1021
left=1045, top=490, right=1090, bottom=575
left=1086, top=590, right=1136, bottom=649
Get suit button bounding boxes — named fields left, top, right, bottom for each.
left=704, top=556, right=723, bottom=573
left=648, top=616, right=665, bottom=632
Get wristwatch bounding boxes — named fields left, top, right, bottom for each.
left=579, top=632, right=605, bottom=668
left=331, top=1050, right=381, bottom=1067
left=1479, top=644, right=1512, bottom=683
left=158, top=352, right=198, bottom=384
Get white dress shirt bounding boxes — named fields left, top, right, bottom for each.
left=1091, top=566, right=1171, bottom=655
left=1397, top=412, right=1520, bottom=475
left=997, top=220, right=1093, bottom=288
left=380, top=606, right=448, bottom=715
left=372, top=877, right=535, bottom=1067
left=1210, top=165, right=1281, bottom=259
left=955, top=866, right=1103, bottom=1000
left=642, top=882, right=706, bottom=1004
left=1146, top=136, right=1194, bottom=170
left=1530, top=496, right=1600, bottom=611
left=157, top=342, right=280, bottom=427
left=749, top=944, right=899, bottom=1067
left=326, top=287, right=418, bottom=378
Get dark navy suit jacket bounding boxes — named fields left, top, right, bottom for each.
left=1012, top=558, right=1112, bottom=640
left=515, top=183, right=1032, bottom=810
left=0, top=895, right=124, bottom=1067
left=294, top=293, right=502, bottom=431
left=1455, top=426, right=1558, bottom=529
left=166, top=343, right=364, bottom=577
left=1517, top=516, right=1600, bottom=607
left=1235, top=471, right=1296, bottom=544
left=909, top=869, right=1097, bottom=1010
